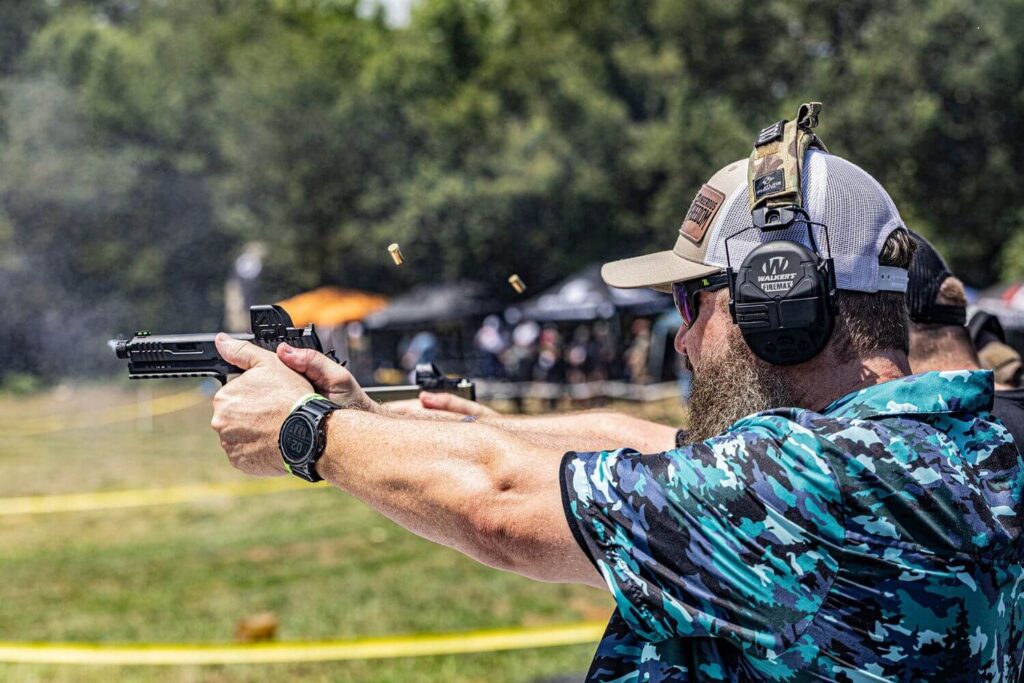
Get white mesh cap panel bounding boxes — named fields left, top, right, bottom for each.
left=704, top=150, right=906, bottom=292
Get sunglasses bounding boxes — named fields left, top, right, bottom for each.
left=672, top=273, right=731, bottom=329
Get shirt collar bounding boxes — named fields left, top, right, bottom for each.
left=822, top=370, right=995, bottom=420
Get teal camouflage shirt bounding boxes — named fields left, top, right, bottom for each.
left=560, top=371, right=1024, bottom=681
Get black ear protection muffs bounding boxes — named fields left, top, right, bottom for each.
left=726, top=216, right=836, bottom=365
left=726, top=102, right=836, bottom=365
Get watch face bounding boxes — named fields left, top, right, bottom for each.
left=280, top=414, right=316, bottom=464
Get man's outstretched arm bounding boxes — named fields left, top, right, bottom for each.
left=390, top=390, right=679, bottom=453
left=281, top=346, right=679, bottom=453
left=210, top=335, right=604, bottom=589
left=317, top=409, right=603, bottom=586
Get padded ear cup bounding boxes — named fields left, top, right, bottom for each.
left=728, top=240, right=835, bottom=365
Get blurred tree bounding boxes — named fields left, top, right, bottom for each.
left=214, top=1, right=408, bottom=297
left=0, top=3, right=234, bottom=378
left=813, top=0, right=1024, bottom=285
left=0, top=0, right=50, bottom=77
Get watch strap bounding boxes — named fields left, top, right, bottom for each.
left=291, top=392, right=327, bottom=411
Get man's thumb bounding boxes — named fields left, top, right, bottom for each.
left=215, top=333, right=271, bottom=371
left=277, top=344, right=345, bottom=390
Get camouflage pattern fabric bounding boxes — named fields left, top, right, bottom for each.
left=747, top=102, right=825, bottom=213
left=560, top=370, right=1024, bottom=681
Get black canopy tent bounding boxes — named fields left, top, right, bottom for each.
left=363, top=282, right=499, bottom=377
left=363, top=281, right=497, bottom=329
left=510, top=264, right=671, bottom=322
left=503, top=265, right=673, bottom=383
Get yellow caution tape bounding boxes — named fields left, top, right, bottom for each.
left=0, top=478, right=325, bottom=517
left=0, top=389, right=207, bottom=437
left=0, top=622, right=607, bottom=665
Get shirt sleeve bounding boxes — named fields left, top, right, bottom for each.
left=560, top=418, right=845, bottom=653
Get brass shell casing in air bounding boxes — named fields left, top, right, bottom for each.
left=388, top=243, right=404, bottom=266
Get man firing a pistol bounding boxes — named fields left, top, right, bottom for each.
left=211, top=109, right=1023, bottom=680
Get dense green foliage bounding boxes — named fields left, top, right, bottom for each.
left=1, top=0, right=1021, bottom=378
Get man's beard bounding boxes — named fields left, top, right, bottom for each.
left=684, top=327, right=794, bottom=444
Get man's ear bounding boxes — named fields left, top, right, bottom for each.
left=937, top=276, right=968, bottom=307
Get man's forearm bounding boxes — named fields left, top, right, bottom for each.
left=316, top=410, right=603, bottom=587
left=379, top=404, right=678, bottom=452
left=476, top=411, right=678, bottom=452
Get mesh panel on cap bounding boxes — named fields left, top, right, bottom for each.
left=704, top=150, right=906, bottom=292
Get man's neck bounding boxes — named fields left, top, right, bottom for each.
left=785, top=350, right=911, bottom=412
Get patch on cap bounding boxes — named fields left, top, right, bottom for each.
left=679, top=184, right=726, bottom=244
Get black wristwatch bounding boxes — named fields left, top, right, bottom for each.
left=279, top=394, right=341, bottom=482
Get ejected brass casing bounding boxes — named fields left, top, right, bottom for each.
left=388, top=243, right=404, bottom=265
left=508, top=274, right=526, bottom=293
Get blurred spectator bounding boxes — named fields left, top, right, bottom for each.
left=224, top=242, right=267, bottom=333
left=624, top=319, right=651, bottom=384
left=503, top=320, right=540, bottom=382
left=591, top=321, right=615, bottom=381
left=498, top=320, right=540, bottom=412
left=970, top=311, right=1024, bottom=387
left=566, top=325, right=591, bottom=385
left=906, top=232, right=1024, bottom=443
left=979, top=340, right=1024, bottom=387
left=475, top=315, right=508, bottom=378
left=534, top=326, right=565, bottom=384
left=345, top=321, right=374, bottom=383
left=400, top=331, right=439, bottom=377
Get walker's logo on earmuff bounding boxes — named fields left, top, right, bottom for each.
left=762, top=257, right=789, bottom=275
left=754, top=254, right=797, bottom=293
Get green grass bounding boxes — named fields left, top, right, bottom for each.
left=0, top=383, right=686, bottom=682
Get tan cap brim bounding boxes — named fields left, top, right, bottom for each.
left=601, top=250, right=723, bottom=293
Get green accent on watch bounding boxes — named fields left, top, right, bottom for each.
left=290, top=392, right=327, bottom=412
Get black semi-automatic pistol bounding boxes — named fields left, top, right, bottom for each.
left=112, top=305, right=475, bottom=403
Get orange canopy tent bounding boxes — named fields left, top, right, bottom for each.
left=277, top=287, right=388, bottom=328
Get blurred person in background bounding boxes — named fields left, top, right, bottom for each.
left=565, top=325, right=591, bottom=386
left=500, top=319, right=541, bottom=413
left=970, top=311, right=1024, bottom=387
left=589, top=320, right=615, bottom=382
left=474, top=315, right=507, bottom=378
left=503, top=320, right=540, bottom=381
left=623, top=318, right=651, bottom=384
left=907, top=231, right=1024, bottom=444
left=211, top=141, right=1024, bottom=680
left=979, top=336, right=1024, bottom=387
left=533, top=326, right=564, bottom=384
left=399, top=330, right=439, bottom=377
